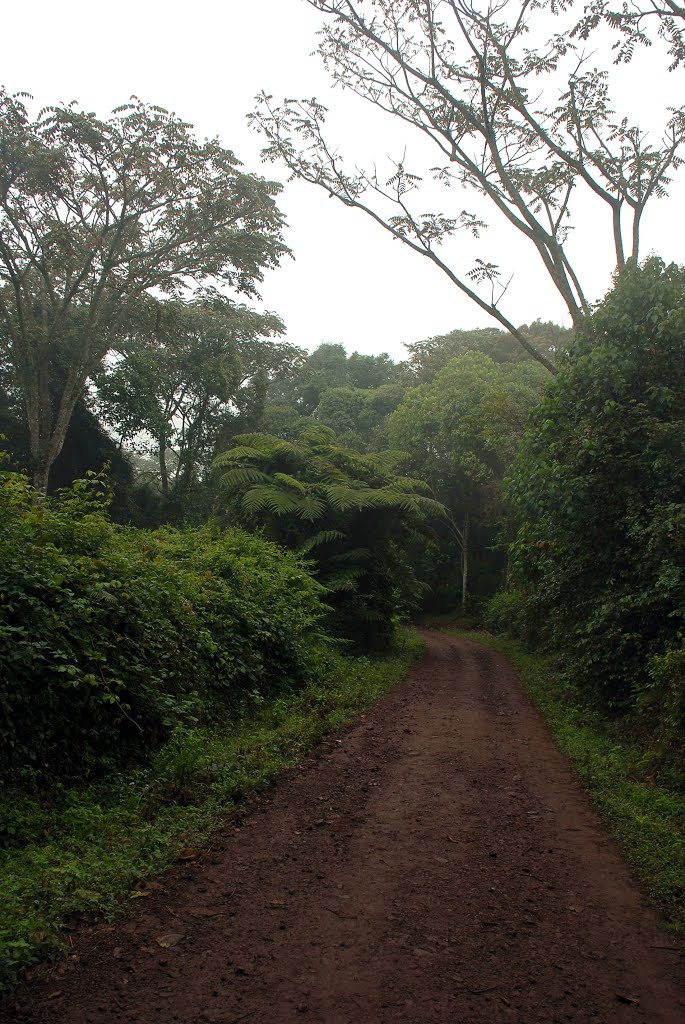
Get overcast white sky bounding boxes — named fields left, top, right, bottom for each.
left=2, top=0, right=684, bottom=360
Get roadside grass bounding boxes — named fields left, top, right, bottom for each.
left=0, top=631, right=423, bottom=994
left=443, top=627, right=685, bottom=938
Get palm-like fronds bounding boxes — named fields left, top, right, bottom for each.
left=294, top=493, right=327, bottom=521
left=213, top=446, right=264, bottom=465
left=298, top=529, right=347, bottom=554
left=212, top=427, right=447, bottom=648
left=217, top=467, right=271, bottom=489
left=273, top=472, right=307, bottom=493
left=324, top=484, right=381, bottom=512
left=323, top=566, right=366, bottom=593
left=327, top=547, right=372, bottom=565
left=241, top=484, right=301, bottom=516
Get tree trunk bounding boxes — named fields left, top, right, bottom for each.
left=29, top=399, right=76, bottom=497
left=32, top=461, right=51, bottom=498
left=461, top=511, right=470, bottom=609
left=159, top=431, right=170, bottom=499
left=24, top=359, right=89, bottom=496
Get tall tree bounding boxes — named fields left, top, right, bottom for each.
left=505, top=258, right=685, bottom=728
left=0, top=91, right=288, bottom=492
left=94, top=293, right=303, bottom=515
left=388, top=350, right=546, bottom=603
left=314, top=382, right=406, bottom=450
left=269, top=341, right=402, bottom=414
left=251, top=0, right=685, bottom=371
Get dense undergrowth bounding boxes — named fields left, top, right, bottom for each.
left=497, top=260, right=685, bottom=790
left=0, top=463, right=326, bottom=784
left=447, top=627, right=685, bottom=938
left=0, top=630, right=423, bottom=993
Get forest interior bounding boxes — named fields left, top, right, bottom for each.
left=1, top=0, right=685, bottom=1020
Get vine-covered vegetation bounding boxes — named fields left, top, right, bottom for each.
left=492, top=259, right=685, bottom=787
left=0, top=461, right=326, bottom=784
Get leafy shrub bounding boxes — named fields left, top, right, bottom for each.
left=483, top=587, right=536, bottom=641
left=640, top=643, right=685, bottom=786
left=0, top=463, right=327, bottom=784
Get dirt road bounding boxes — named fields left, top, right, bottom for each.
left=7, top=632, right=685, bottom=1023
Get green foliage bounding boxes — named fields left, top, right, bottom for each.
left=314, top=382, right=406, bottom=451
left=93, top=294, right=305, bottom=523
left=0, top=462, right=326, bottom=783
left=505, top=258, right=685, bottom=775
left=268, top=342, right=405, bottom=418
left=405, top=323, right=570, bottom=382
left=388, top=351, right=547, bottom=604
left=0, top=630, right=423, bottom=994
left=214, top=426, right=443, bottom=647
left=483, top=587, right=535, bottom=642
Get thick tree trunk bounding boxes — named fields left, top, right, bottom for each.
left=32, top=462, right=51, bottom=497
left=28, top=372, right=86, bottom=496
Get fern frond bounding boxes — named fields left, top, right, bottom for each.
left=241, top=484, right=299, bottom=516
left=299, top=424, right=337, bottom=445
left=374, top=488, right=446, bottom=517
left=298, top=529, right=347, bottom=554
left=327, top=547, right=372, bottom=565
left=308, top=457, right=348, bottom=484
left=273, top=472, right=306, bottom=493
left=218, top=467, right=271, bottom=489
left=213, top=446, right=264, bottom=466
left=392, top=476, right=432, bottom=494
left=324, top=484, right=382, bottom=512
left=322, top=566, right=366, bottom=592
left=363, top=449, right=410, bottom=472
left=232, top=433, right=302, bottom=460
left=295, top=493, right=327, bottom=521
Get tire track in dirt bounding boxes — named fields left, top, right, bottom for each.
left=5, top=631, right=685, bottom=1023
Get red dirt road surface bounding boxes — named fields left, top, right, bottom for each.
left=6, top=632, right=685, bottom=1023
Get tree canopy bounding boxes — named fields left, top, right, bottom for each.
left=0, top=92, right=288, bottom=491
left=251, top=0, right=685, bottom=368
left=94, top=293, right=303, bottom=519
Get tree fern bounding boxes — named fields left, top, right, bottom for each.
left=217, top=467, right=271, bottom=488
left=323, top=566, right=366, bottom=592
left=272, top=472, right=307, bottom=493
left=212, top=427, right=446, bottom=649
left=241, top=484, right=300, bottom=516
left=294, top=493, right=327, bottom=521
left=213, top=446, right=264, bottom=465
left=298, top=529, right=347, bottom=554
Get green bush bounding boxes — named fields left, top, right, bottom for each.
left=483, top=587, right=535, bottom=641
left=0, top=464, right=327, bottom=784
